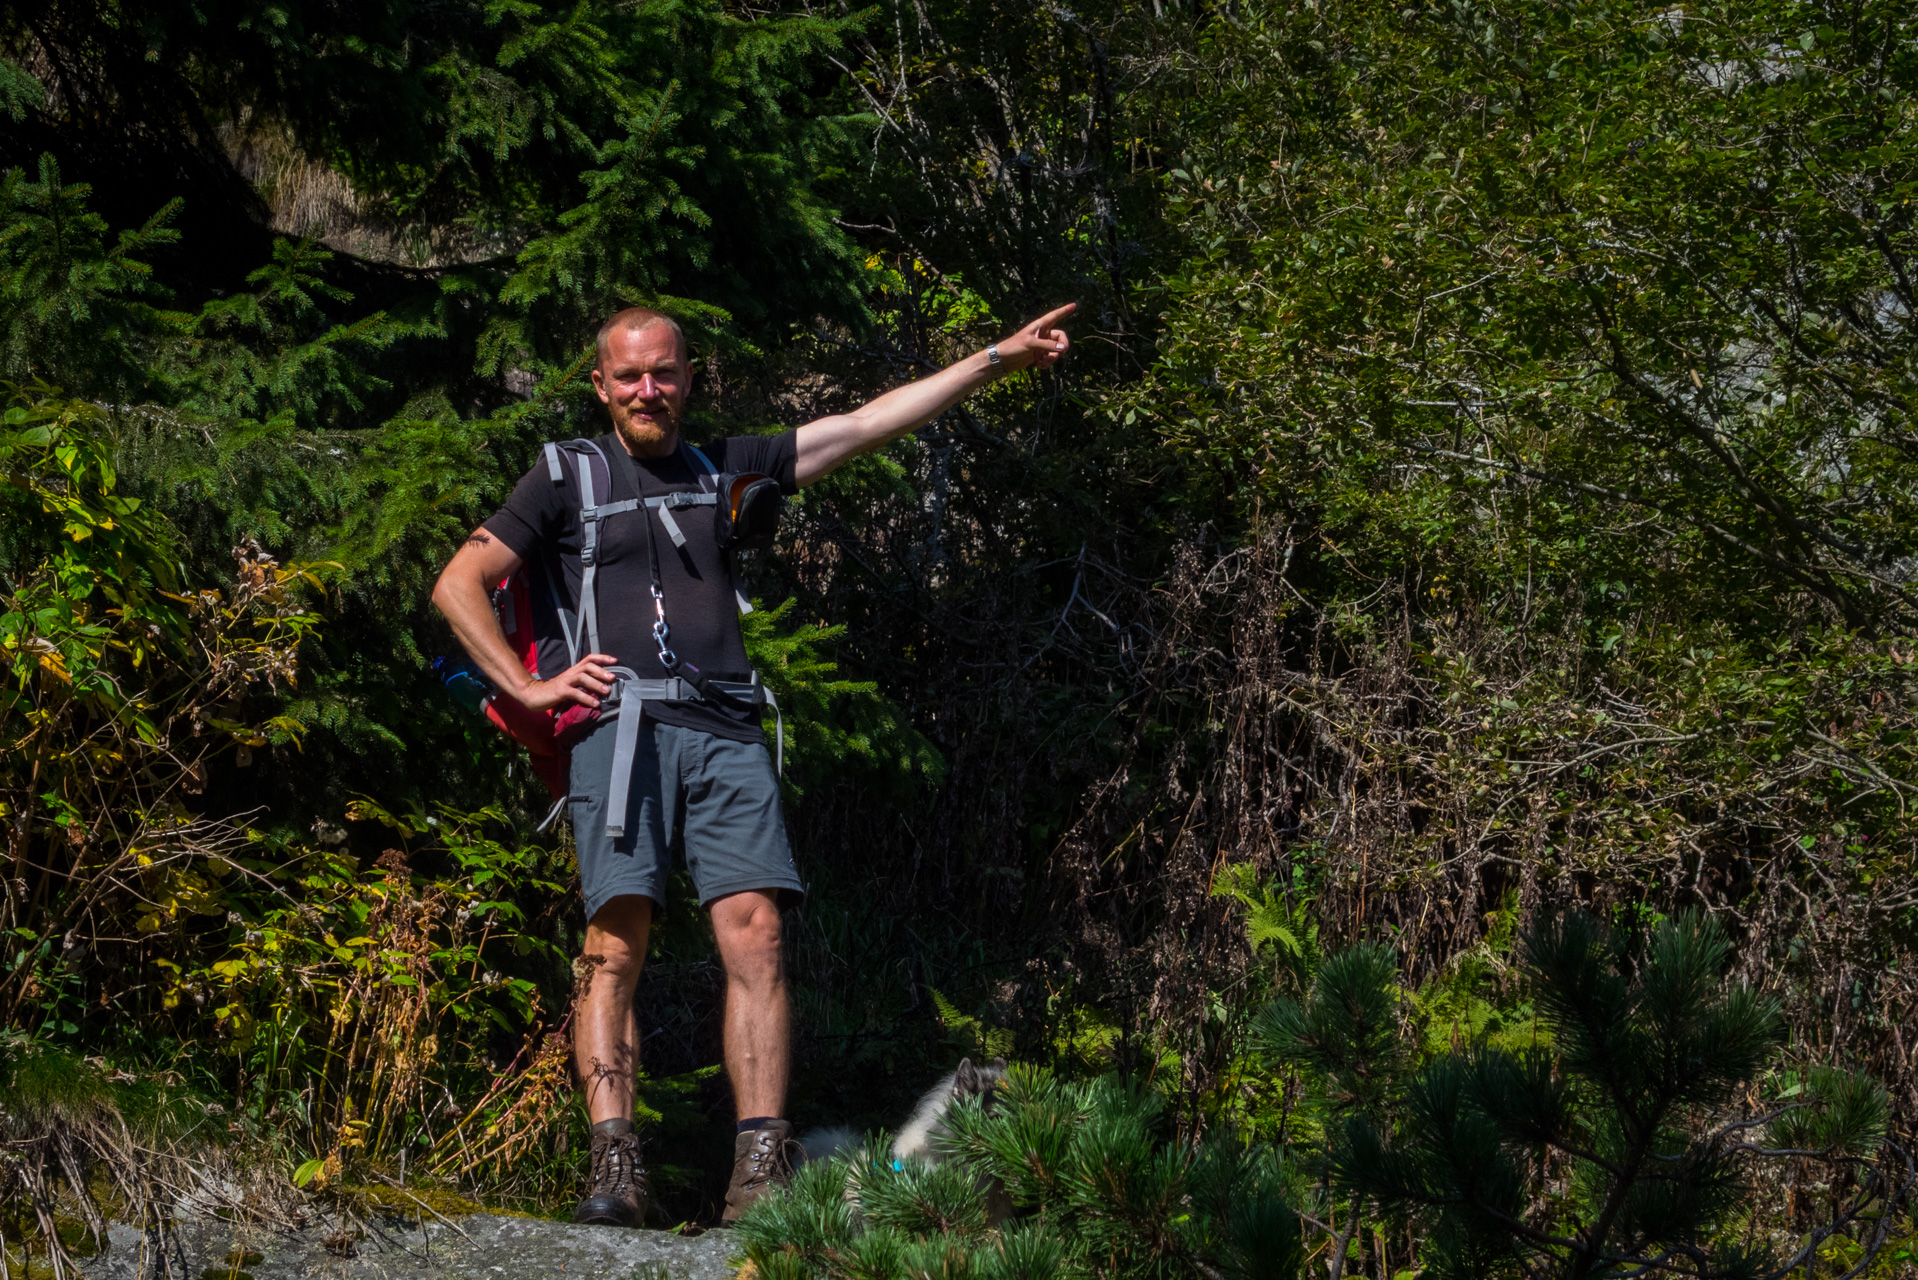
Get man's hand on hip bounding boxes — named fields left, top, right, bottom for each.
left=432, top=529, right=620, bottom=713
left=521, top=654, right=620, bottom=712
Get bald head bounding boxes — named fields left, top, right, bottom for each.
left=595, top=307, right=687, bottom=373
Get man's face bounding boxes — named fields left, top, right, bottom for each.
left=591, top=322, right=689, bottom=456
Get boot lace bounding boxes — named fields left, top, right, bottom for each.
left=741, top=1128, right=801, bottom=1193
left=592, top=1132, right=645, bottom=1197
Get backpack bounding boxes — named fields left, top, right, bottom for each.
left=442, top=438, right=782, bottom=821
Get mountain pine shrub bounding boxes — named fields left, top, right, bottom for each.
left=732, top=1066, right=1303, bottom=1280
left=1281, top=912, right=1908, bottom=1279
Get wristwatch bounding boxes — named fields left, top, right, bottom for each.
left=986, top=343, right=1001, bottom=369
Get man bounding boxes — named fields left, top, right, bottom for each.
left=431, top=303, right=1073, bottom=1226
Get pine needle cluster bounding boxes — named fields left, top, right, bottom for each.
left=1257, top=912, right=1906, bottom=1280
left=732, top=1067, right=1303, bottom=1280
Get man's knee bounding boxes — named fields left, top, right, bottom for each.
left=712, top=891, right=784, bottom=986
left=583, top=895, right=654, bottom=993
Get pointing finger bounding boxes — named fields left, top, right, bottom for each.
left=1032, top=302, right=1078, bottom=333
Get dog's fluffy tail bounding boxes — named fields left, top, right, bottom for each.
left=797, top=1125, right=860, bottom=1166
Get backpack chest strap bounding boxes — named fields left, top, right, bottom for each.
left=646, top=491, right=717, bottom=548
left=579, top=499, right=641, bottom=567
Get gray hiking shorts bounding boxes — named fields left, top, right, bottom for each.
left=569, top=713, right=803, bottom=922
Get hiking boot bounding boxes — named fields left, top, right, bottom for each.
left=721, top=1119, right=800, bottom=1223
left=573, top=1128, right=649, bottom=1228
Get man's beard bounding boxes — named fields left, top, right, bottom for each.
left=613, top=401, right=677, bottom=453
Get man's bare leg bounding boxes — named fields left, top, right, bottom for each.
left=576, top=894, right=652, bottom=1123
left=709, top=889, right=789, bottom=1120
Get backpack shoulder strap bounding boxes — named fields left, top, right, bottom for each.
left=530, top=440, right=596, bottom=668
left=563, top=439, right=630, bottom=658
left=682, top=441, right=755, bottom=617
left=685, top=442, right=720, bottom=489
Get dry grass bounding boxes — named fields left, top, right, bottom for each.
left=0, top=1037, right=303, bottom=1280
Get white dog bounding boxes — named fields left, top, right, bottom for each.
left=890, top=1057, right=1008, bottom=1167
left=800, top=1057, right=1013, bottom=1222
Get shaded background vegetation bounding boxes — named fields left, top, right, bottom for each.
left=5, top=0, right=1918, bottom=1266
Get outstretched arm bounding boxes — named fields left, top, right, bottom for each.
left=793, top=303, right=1075, bottom=488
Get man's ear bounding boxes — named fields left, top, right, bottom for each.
left=589, top=366, right=611, bottom=404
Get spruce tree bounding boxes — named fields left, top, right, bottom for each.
left=0, top=0, right=889, bottom=830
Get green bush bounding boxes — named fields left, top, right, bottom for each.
left=1264, top=913, right=1907, bottom=1280
left=734, top=1066, right=1303, bottom=1280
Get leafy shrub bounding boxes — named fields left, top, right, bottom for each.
left=1, top=388, right=325, bottom=1034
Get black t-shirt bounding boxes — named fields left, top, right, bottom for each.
left=483, top=431, right=798, bottom=742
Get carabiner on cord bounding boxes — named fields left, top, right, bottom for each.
left=651, top=583, right=675, bottom=667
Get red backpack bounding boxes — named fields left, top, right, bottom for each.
left=483, top=561, right=573, bottom=800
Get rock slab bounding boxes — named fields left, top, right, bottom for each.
left=85, top=1212, right=739, bottom=1280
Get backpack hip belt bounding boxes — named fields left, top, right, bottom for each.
left=598, top=666, right=782, bottom=839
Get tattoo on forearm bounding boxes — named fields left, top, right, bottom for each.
left=465, top=530, right=494, bottom=547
